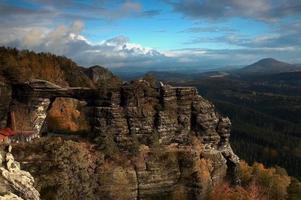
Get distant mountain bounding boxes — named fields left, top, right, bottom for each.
left=238, top=58, right=300, bottom=74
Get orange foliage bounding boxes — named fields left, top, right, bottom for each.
left=210, top=161, right=293, bottom=200
left=0, top=47, right=92, bottom=87
left=238, top=161, right=291, bottom=200
left=209, top=182, right=267, bottom=200
left=47, top=98, right=90, bottom=133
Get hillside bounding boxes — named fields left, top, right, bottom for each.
left=238, top=58, right=300, bottom=74
left=0, top=47, right=92, bottom=87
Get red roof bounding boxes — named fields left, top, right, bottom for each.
left=0, top=128, right=16, bottom=137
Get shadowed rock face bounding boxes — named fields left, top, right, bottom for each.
left=91, top=80, right=236, bottom=150
left=89, top=80, right=239, bottom=199
left=5, top=79, right=239, bottom=200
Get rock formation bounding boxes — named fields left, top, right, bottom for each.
left=2, top=76, right=239, bottom=199
left=0, top=46, right=240, bottom=199
left=0, top=146, right=40, bottom=200
left=91, top=80, right=239, bottom=152
left=90, top=79, right=240, bottom=199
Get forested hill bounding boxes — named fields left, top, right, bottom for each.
left=0, top=47, right=94, bottom=87
left=238, top=58, right=300, bottom=74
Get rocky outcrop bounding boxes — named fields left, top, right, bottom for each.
left=3, top=77, right=239, bottom=199
left=0, top=146, right=40, bottom=200
left=90, top=79, right=240, bottom=199
left=8, top=80, right=95, bottom=139
left=0, top=47, right=240, bottom=199
left=91, top=80, right=238, bottom=151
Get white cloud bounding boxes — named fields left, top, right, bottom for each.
left=1, top=21, right=166, bottom=68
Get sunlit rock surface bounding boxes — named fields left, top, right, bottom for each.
left=0, top=146, right=40, bottom=200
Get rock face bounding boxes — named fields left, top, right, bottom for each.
left=0, top=146, right=40, bottom=200
left=0, top=48, right=239, bottom=199
left=91, top=80, right=238, bottom=150
left=90, top=79, right=240, bottom=199
left=5, top=78, right=239, bottom=200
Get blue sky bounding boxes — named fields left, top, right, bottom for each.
left=1, top=0, right=301, bottom=70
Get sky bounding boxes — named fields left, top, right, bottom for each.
left=0, top=0, right=301, bottom=71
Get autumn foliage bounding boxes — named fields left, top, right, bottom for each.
left=209, top=161, right=301, bottom=200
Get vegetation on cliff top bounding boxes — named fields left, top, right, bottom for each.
left=0, top=46, right=122, bottom=88
left=0, top=47, right=92, bottom=87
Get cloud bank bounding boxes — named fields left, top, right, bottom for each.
left=167, top=0, right=301, bottom=22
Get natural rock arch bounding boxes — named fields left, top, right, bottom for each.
left=4, top=79, right=241, bottom=198
left=6, top=78, right=239, bottom=158
left=7, top=79, right=97, bottom=141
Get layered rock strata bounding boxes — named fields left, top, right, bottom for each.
left=92, top=80, right=238, bottom=152
left=5, top=79, right=239, bottom=199
left=90, top=80, right=239, bottom=199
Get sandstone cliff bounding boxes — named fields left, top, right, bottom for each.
left=0, top=47, right=240, bottom=199
left=88, top=79, right=240, bottom=199
left=0, top=146, right=40, bottom=200
left=5, top=78, right=239, bottom=200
